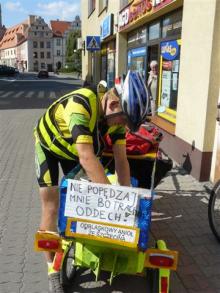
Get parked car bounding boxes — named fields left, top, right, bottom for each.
left=38, top=70, right=49, bottom=78
left=0, top=65, right=16, bottom=76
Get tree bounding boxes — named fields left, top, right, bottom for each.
left=65, top=30, right=82, bottom=72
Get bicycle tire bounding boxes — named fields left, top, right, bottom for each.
left=61, top=243, right=77, bottom=285
left=208, top=180, right=220, bottom=242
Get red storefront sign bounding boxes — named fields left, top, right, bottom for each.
left=119, top=0, right=174, bottom=31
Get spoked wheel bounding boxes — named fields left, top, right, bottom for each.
left=61, top=243, right=77, bottom=285
left=146, top=268, right=159, bottom=293
left=208, top=180, right=220, bottom=242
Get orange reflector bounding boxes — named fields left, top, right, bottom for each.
left=38, top=239, right=60, bottom=250
left=161, top=276, right=168, bottom=293
left=149, top=254, right=174, bottom=267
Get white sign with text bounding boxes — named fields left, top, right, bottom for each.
left=74, top=220, right=137, bottom=243
left=64, top=180, right=151, bottom=227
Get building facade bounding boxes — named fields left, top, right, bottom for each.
left=50, top=16, right=81, bottom=70
left=81, top=0, right=220, bottom=182
left=0, top=15, right=53, bottom=72
left=28, top=15, right=53, bottom=72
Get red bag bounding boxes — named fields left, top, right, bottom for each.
left=104, top=126, right=163, bottom=155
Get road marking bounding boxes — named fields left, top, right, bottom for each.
left=1, top=91, right=14, bottom=98
left=38, top=91, right=44, bottom=98
left=14, top=91, right=24, bottom=98
left=49, top=91, right=56, bottom=99
left=26, top=91, right=35, bottom=98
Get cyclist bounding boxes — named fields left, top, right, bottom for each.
left=34, top=71, right=149, bottom=293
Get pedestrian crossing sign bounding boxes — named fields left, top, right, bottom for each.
left=86, top=36, right=101, bottom=51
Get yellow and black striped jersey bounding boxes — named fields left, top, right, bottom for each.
left=34, top=88, right=126, bottom=160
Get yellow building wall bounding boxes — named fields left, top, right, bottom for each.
left=81, top=0, right=120, bottom=83
left=176, top=0, right=220, bottom=152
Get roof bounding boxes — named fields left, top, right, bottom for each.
left=50, top=20, right=72, bottom=37
left=0, top=22, right=27, bottom=49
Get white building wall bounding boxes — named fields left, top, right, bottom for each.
left=53, top=37, right=65, bottom=70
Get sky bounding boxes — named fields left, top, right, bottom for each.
left=0, top=0, right=81, bottom=28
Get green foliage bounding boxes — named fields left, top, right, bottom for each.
left=66, top=30, right=82, bottom=73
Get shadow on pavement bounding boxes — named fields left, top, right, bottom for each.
left=66, top=269, right=147, bottom=293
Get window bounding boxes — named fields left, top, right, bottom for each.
left=41, top=63, right=46, bottom=69
left=40, top=32, right=44, bottom=37
left=57, top=50, right=61, bottom=56
left=40, top=42, right=44, bottom=48
left=88, top=0, right=95, bottom=16
left=158, top=39, right=181, bottom=123
left=46, top=41, right=51, bottom=48
left=33, top=41, right=38, bottom=48
left=42, top=26, right=44, bottom=30
left=56, top=39, right=61, bottom=46
left=99, top=0, right=107, bottom=14
left=120, top=0, right=132, bottom=9
left=127, top=27, right=146, bottom=48
left=149, top=22, right=160, bottom=40
left=162, top=10, right=182, bottom=38
left=33, top=52, right=38, bottom=58
left=40, top=52, right=44, bottom=58
left=34, top=32, right=37, bottom=36
left=36, top=26, right=38, bottom=29
left=47, top=52, right=51, bottom=59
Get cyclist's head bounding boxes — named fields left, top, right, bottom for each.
left=115, top=71, right=150, bottom=132
left=101, top=88, right=127, bottom=126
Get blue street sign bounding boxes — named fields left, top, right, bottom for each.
left=86, top=36, right=101, bottom=51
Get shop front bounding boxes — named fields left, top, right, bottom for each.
left=119, top=0, right=183, bottom=125
left=100, top=14, right=116, bottom=88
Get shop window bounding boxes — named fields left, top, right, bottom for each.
left=158, top=39, right=181, bottom=124
left=128, top=27, right=146, bottom=48
left=127, top=47, right=146, bottom=80
left=149, top=22, right=160, bottom=41
left=99, top=0, right=107, bottom=14
left=101, top=45, right=107, bottom=81
left=162, top=10, right=182, bottom=38
left=120, top=0, right=132, bottom=9
left=107, top=41, right=116, bottom=88
left=88, top=0, right=96, bottom=17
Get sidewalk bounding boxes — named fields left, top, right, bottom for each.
left=152, top=166, right=220, bottom=293
left=0, top=106, right=219, bottom=292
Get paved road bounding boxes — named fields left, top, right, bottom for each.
left=0, top=77, right=220, bottom=293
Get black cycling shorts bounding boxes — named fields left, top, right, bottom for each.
left=35, top=140, right=78, bottom=187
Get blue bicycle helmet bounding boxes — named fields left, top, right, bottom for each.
left=115, top=71, right=150, bottom=132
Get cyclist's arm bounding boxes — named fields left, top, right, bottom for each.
left=113, top=143, right=130, bottom=186
left=76, top=143, right=110, bottom=184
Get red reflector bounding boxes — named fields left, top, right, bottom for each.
left=161, top=276, right=168, bottom=293
left=53, top=252, right=64, bottom=271
left=149, top=254, right=174, bottom=267
left=38, top=239, right=59, bottom=250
